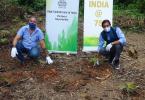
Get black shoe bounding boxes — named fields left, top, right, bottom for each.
left=109, top=57, right=113, bottom=64
left=115, top=64, right=120, bottom=70
left=112, top=59, right=120, bottom=70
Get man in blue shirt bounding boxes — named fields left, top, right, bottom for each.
left=11, top=16, right=53, bottom=65
left=97, top=20, right=126, bottom=69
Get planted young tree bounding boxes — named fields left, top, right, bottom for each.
left=119, top=82, right=139, bottom=96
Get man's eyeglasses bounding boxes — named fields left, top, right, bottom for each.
left=103, top=24, right=110, bottom=28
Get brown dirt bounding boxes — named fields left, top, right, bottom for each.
left=0, top=22, right=145, bottom=100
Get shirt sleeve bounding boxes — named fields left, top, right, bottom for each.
left=17, top=26, right=25, bottom=37
left=116, top=27, right=126, bottom=45
left=38, top=30, right=44, bottom=41
left=98, top=34, right=105, bottom=48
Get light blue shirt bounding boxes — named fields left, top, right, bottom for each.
left=17, top=25, right=44, bottom=50
left=98, top=27, right=126, bottom=48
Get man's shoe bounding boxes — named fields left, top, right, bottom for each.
left=114, top=64, right=120, bottom=70
left=112, top=59, right=120, bottom=70
left=109, top=56, right=114, bottom=64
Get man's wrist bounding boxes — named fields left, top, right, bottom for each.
left=111, top=42, right=114, bottom=45
left=13, top=45, right=16, bottom=48
left=42, top=48, right=49, bottom=56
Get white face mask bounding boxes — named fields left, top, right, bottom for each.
left=104, top=26, right=111, bottom=32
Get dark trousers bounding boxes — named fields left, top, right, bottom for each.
left=16, top=41, right=40, bottom=63
left=99, top=44, right=123, bottom=65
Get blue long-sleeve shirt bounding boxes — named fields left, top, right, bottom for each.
left=98, top=27, right=126, bottom=48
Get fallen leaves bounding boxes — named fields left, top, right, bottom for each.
left=0, top=68, right=58, bottom=87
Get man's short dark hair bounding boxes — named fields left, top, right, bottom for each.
left=102, top=20, right=111, bottom=27
left=29, top=16, right=37, bottom=20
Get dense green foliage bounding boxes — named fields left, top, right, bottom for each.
left=114, top=0, right=145, bottom=14
left=10, top=0, right=45, bottom=11
left=0, top=0, right=145, bottom=28
left=1, top=0, right=145, bottom=17
left=4, top=0, right=144, bottom=17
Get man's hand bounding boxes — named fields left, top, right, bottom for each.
left=106, top=43, right=112, bottom=51
left=11, top=47, right=18, bottom=58
left=42, top=48, right=53, bottom=64
left=46, top=56, right=53, bottom=64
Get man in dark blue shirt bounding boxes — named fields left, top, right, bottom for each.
left=97, top=20, right=126, bottom=69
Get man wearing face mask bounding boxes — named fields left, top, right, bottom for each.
left=11, top=16, right=53, bottom=65
left=97, top=20, right=126, bottom=69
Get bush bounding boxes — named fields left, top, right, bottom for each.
left=0, top=0, right=26, bottom=22
left=137, top=0, right=145, bottom=14
left=16, top=0, right=45, bottom=11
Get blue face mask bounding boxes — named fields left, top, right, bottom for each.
left=29, top=22, right=36, bottom=30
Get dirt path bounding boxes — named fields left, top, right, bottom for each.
left=0, top=24, right=145, bottom=100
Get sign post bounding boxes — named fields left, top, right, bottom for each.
left=46, top=0, right=80, bottom=54
left=83, top=0, right=113, bottom=52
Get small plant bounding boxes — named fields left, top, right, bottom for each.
left=89, top=56, right=100, bottom=66
left=90, top=57, right=97, bottom=64
left=119, top=82, right=139, bottom=95
left=0, top=76, right=9, bottom=87
left=0, top=38, right=9, bottom=45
